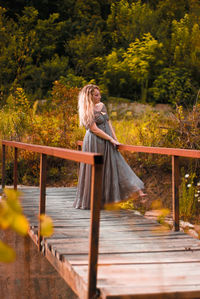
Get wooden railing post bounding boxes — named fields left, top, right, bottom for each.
left=87, top=156, right=103, bottom=299
left=38, top=153, right=47, bottom=251
left=77, top=144, right=82, bottom=151
left=172, top=155, right=180, bottom=231
left=77, top=144, right=82, bottom=178
left=2, top=144, right=5, bottom=190
left=14, top=147, right=18, bottom=190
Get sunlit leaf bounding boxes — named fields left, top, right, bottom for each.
left=119, top=199, right=134, bottom=210
left=104, top=202, right=121, bottom=211
left=11, top=214, right=29, bottom=236
left=39, top=214, right=54, bottom=237
left=0, top=241, right=16, bottom=263
left=0, top=201, right=14, bottom=229
left=151, top=200, right=162, bottom=210
left=160, top=208, right=170, bottom=218
left=4, top=189, right=22, bottom=214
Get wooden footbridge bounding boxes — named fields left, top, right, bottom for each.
left=2, top=140, right=200, bottom=299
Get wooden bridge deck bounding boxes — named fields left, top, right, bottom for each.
left=20, top=186, right=200, bottom=299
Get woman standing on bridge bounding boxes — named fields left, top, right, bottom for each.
left=74, top=84, right=146, bottom=209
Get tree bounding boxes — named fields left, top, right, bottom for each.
left=0, top=7, right=38, bottom=103
left=0, top=1, right=200, bottom=103
left=171, top=14, right=200, bottom=81
left=0, top=6, right=68, bottom=101
left=107, top=0, right=155, bottom=48
left=123, top=33, right=163, bottom=102
left=68, top=30, right=105, bottom=79
left=154, top=0, right=189, bottom=41
left=150, top=67, right=196, bottom=106
left=103, top=48, right=138, bottom=98
left=73, top=0, right=106, bottom=33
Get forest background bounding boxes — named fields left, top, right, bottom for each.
left=0, top=0, right=200, bottom=222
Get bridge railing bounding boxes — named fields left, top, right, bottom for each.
left=1, top=140, right=103, bottom=299
left=77, top=140, right=200, bottom=231
left=2, top=140, right=200, bottom=299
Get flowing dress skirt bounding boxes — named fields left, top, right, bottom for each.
left=74, top=110, right=144, bottom=209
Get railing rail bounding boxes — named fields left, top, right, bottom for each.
left=1, top=140, right=103, bottom=299
left=78, top=140, right=200, bottom=231
left=77, top=140, right=200, bottom=158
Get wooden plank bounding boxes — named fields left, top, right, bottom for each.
left=73, top=262, right=200, bottom=299
left=44, top=244, right=88, bottom=299
left=74, top=262, right=200, bottom=287
left=46, top=234, right=194, bottom=243
left=2, top=140, right=103, bottom=165
left=48, top=242, right=200, bottom=256
left=46, top=238, right=200, bottom=249
left=64, top=250, right=200, bottom=265
left=100, top=286, right=200, bottom=299
left=19, top=187, right=200, bottom=299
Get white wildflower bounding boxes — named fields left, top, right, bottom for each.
left=195, top=194, right=198, bottom=197
left=197, top=182, right=200, bottom=186
left=187, top=184, right=191, bottom=188
left=185, top=174, right=189, bottom=178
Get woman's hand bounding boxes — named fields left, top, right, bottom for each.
left=110, top=137, right=120, bottom=148
left=89, top=122, right=120, bottom=147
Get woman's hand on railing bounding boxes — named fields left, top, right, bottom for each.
left=110, top=138, right=120, bottom=148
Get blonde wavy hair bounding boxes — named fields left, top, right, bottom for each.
left=78, top=84, right=100, bottom=128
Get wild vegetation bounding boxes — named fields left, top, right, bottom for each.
left=0, top=1, right=200, bottom=224
left=0, top=0, right=199, bottom=105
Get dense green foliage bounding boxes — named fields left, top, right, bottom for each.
left=0, top=0, right=200, bottom=105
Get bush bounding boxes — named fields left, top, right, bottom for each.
left=0, top=83, right=84, bottom=186
left=179, top=170, right=200, bottom=222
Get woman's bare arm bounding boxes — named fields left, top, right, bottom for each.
left=108, top=120, right=118, bottom=141
left=89, top=122, right=119, bottom=146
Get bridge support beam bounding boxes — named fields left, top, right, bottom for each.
left=14, top=147, right=18, bottom=190
left=88, top=158, right=103, bottom=299
left=1, top=144, right=5, bottom=190
left=38, top=153, right=47, bottom=251
left=172, top=155, right=180, bottom=231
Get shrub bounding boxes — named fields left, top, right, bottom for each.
left=179, top=170, right=200, bottom=222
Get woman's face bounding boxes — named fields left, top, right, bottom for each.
left=92, top=88, right=101, bottom=104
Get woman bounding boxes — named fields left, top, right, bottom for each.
left=74, top=84, right=146, bottom=209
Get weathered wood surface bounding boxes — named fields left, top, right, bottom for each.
left=2, top=140, right=103, bottom=165
left=20, top=187, right=200, bottom=299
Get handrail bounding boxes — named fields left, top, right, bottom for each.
left=3, top=139, right=200, bottom=299
left=77, top=140, right=200, bottom=158
left=2, top=140, right=103, bottom=165
left=77, top=140, right=200, bottom=232
left=1, top=140, right=103, bottom=299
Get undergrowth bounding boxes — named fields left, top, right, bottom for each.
left=0, top=83, right=200, bottom=223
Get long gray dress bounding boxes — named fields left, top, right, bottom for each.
left=74, top=104, right=144, bottom=209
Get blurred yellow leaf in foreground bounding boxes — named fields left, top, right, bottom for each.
left=11, top=214, right=29, bottom=236
left=0, top=189, right=29, bottom=235
left=39, top=214, right=54, bottom=237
